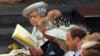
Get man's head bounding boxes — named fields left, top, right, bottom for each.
left=22, top=2, right=47, bottom=26
left=66, top=26, right=87, bottom=52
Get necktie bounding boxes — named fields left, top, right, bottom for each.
left=73, top=54, right=75, bottom=56
left=73, top=54, right=80, bottom=56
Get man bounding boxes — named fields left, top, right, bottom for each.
left=66, top=26, right=87, bottom=56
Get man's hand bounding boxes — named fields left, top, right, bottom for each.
left=29, top=47, right=43, bottom=56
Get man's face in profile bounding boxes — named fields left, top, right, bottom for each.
left=66, top=31, right=77, bottom=51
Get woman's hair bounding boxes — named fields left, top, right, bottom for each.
left=84, top=32, right=100, bottom=42
left=82, top=44, right=100, bottom=56
left=84, top=49, right=100, bottom=56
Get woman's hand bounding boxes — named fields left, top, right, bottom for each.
left=46, top=9, right=62, bottom=20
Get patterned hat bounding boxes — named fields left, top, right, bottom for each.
left=22, top=2, right=47, bottom=17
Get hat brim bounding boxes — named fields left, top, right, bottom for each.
left=22, top=2, right=47, bottom=17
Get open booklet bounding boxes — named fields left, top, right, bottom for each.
left=12, top=24, right=38, bottom=47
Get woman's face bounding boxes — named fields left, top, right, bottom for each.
left=28, top=12, right=41, bottom=26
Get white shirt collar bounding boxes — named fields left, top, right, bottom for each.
left=74, top=49, right=82, bottom=56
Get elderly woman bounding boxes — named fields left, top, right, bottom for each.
left=22, top=2, right=48, bottom=47
left=22, top=1, right=70, bottom=56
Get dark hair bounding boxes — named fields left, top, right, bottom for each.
left=83, top=44, right=100, bottom=56
left=67, top=27, right=87, bottom=40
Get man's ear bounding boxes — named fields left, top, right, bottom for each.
left=75, top=37, right=80, bottom=43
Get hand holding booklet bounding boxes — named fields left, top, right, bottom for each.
left=12, top=24, right=38, bottom=47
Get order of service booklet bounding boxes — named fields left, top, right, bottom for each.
left=12, top=24, right=38, bottom=47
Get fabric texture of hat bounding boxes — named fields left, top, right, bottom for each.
left=81, top=41, right=97, bottom=49
left=22, top=2, right=47, bottom=17
left=45, top=25, right=77, bottom=40
left=45, top=28, right=67, bottom=40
